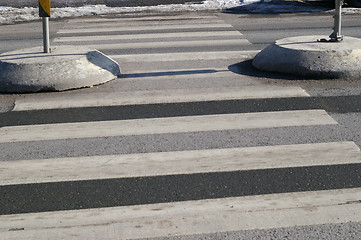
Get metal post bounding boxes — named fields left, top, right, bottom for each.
left=42, top=17, right=50, bottom=53
left=329, top=0, right=344, bottom=42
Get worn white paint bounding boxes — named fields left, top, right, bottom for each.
left=0, top=142, right=359, bottom=186
left=1, top=188, right=361, bottom=239
left=54, top=31, right=243, bottom=42
left=13, top=86, right=308, bottom=111
left=62, top=19, right=227, bottom=29
left=68, top=15, right=219, bottom=23
left=66, top=39, right=250, bottom=50
left=0, top=110, right=337, bottom=143
left=110, top=50, right=259, bottom=62
left=58, top=23, right=234, bottom=34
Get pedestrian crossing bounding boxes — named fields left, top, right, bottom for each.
left=1, top=12, right=361, bottom=239
left=1, top=188, right=361, bottom=239
left=1, top=142, right=360, bottom=186
left=55, top=31, right=244, bottom=42
left=58, top=24, right=236, bottom=34
left=0, top=110, right=337, bottom=143
left=62, top=39, right=249, bottom=50
left=13, top=86, right=308, bottom=110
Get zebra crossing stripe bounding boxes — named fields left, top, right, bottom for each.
left=72, top=39, right=250, bottom=50
left=64, top=19, right=227, bottom=29
left=68, top=15, right=219, bottom=23
left=1, top=188, right=361, bottom=239
left=0, top=110, right=337, bottom=143
left=12, top=86, right=309, bottom=111
left=0, top=142, right=359, bottom=186
left=54, top=31, right=243, bottom=42
left=110, top=51, right=259, bottom=62
left=57, top=23, right=234, bottom=34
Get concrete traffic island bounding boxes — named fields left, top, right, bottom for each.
left=252, top=35, right=361, bottom=79
left=0, top=46, right=121, bottom=93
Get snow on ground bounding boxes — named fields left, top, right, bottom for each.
left=0, top=0, right=246, bottom=25
left=0, top=0, right=360, bottom=25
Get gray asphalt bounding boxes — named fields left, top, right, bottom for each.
left=1, top=12, right=361, bottom=155
left=137, top=222, right=361, bottom=240
left=1, top=9, right=361, bottom=238
left=1, top=164, right=361, bottom=214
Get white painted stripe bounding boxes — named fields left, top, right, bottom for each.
left=122, top=67, right=231, bottom=75
left=111, top=50, right=258, bottom=62
left=122, top=66, right=256, bottom=75
left=1, top=142, right=359, bottom=186
left=13, top=86, right=309, bottom=111
left=54, top=31, right=243, bottom=42
left=118, top=72, right=263, bottom=89
left=58, top=24, right=234, bottom=33
left=64, top=39, right=250, bottom=50
left=64, top=19, right=226, bottom=29
left=0, top=110, right=337, bottom=143
left=1, top=188, right=361, bottom=239
left=68, top=15, right=219, bottom=23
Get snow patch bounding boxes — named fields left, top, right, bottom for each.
left=1, top=1, right=245, bottom=24
left=0, top=0, right=359, bottom=25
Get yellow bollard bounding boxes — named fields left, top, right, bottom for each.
left=39, top=0, right=51, bottom=17
left=39, top=0, right=51, bottom=53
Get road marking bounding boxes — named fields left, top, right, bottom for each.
left=0, top=142, right=359, bottom=186
left=13, top=86, right=308, bottom=111
left=64, top=19, right=227, bottom=29
left=66, top=39, right=250, bottom=50
left=58, top=23, right=234, bottom=34
left=0, top=110, right=337, bottom=143
left=54, top=31, right=243, bottom=42
left=1, top=188, right=361, bottom=239
left=110, top=50, right=258, bottom=62
left=68, top=15, right=219, bottom=23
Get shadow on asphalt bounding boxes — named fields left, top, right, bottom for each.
left=121, top=69, right=222, bottom=78
left=223, top=0, right=333, bottom=15
left=228, top=60, right=311, bottom=80
left=224, top=0, right=337, bottom=81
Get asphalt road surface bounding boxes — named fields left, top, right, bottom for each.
left=1, top=8, right=361, bottom=239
